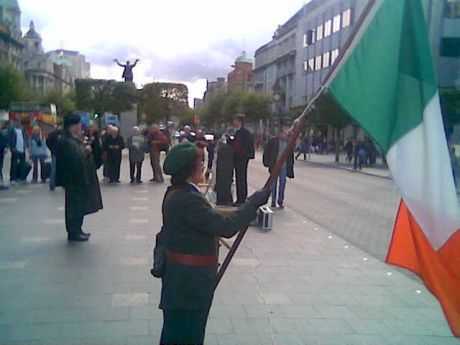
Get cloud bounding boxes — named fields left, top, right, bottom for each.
left=19, top=0, right=310, bottom=101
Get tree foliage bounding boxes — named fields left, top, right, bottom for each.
left=0, top=62, right=34, bottom=109
left=138, top=82, right=189, bottom=124
left=75, top=79, right=137, bottom=115
left=204, top=91, right=272, bottom=126
left=43, top=89, right=75, bottom=116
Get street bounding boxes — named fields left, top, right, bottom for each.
left=0, top=152, right=458, bottom=345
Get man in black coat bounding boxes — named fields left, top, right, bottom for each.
left=56, top=114, right=103, bottom=242
left=263, top=125, right=294, bottom=209
left=228, top=114, right=254, bottom=206
left=103, top=127, right=125, bottom=183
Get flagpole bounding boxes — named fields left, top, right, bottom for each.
left=215, top=0, right=379, bottom=290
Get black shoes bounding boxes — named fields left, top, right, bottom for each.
left=67, top=233, right=89, bottom=242
left=67, top=230, right=91, bottom=242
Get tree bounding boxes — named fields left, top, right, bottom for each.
left=75, top=79, right=137, bottom=115
left=203, top=92, right=226, bottom=125
left=43, top=89, right=76, bottom=116
left=311, top=95, right=352, bottom=162
left=0, top=62, right=33, bottom=109
left=139, top=82, right=189, bottom=124
left=241, top=93, right=272, bottom=121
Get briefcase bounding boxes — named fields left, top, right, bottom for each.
left=257, top=206, right=273, bottom=231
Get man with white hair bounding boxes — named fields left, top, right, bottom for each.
left=127, top=126, right=146, bottom=184
left=102, top=126, right=125, bottom=183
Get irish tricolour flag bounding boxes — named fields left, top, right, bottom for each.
left=315, top=0, right=460, bottom=336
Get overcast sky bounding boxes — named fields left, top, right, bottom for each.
left=19, top=0, right=310, bottom=105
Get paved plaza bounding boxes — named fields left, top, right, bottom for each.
left=0, top=152, right=459, bottom=344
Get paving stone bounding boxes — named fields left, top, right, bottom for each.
left=111, top=293, right=150, bottom=307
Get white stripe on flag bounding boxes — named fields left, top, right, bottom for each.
left=386, top=93, right=460, bottom=249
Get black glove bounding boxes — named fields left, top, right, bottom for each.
left=247, top=187, right=271, bottom=207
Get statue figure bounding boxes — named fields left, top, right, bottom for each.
left=113, top=58, right=140, bottom=82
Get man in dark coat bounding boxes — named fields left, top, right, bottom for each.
left=228, top=114, right=254, bottom=206
left=263, top=125, right=294, bottom=209
left=103, top=127, right=125, bottom=183
left=56, top=114, right=103, bottom=242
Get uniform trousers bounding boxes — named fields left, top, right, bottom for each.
left=160, top=309, right=209, bottom=345
left=65, top=186, right=85, bottom=234
left=234, top=158, right=249, bottom=204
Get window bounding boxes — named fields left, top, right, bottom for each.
left=331, top=48, right=339, bottom=65
left=322, top=52, right=331, bottom=68
left=308, top=58, right=315, bottom=72
left=316, top=24, right=323, bottom=41
left=333, top=14, right=341, bottom=33
left=342, top=9, right=352, bottom=28
left=444, top=0, right=460, bottom=18
left=440, top=37, right=460, bottom=57
left=324, top=19, right=332, bottom=37
left=315, top=55, right=322, bottom=70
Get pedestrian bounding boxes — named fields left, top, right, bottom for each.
left=295, top=134, right=309, bottom=160
left=85, top=125, right=103, bottom=170
left=0, top=124, right=8, bottom=189
left=46, top=125, right=63, bottom=191
left=214, top=136, right=234, bottom=205
left=103, top=127, right=125, bottom=183
left=183, top=125, right=195, bottom=143
left=101, top=125, right=113, bottom=181
left=147, top=124, right=168, bottom=183
left=127, top=126, right=146, bottom=184
left=29, top=126, right=48, bottom=183
left=56, top=114, right=103, bottom=242
left=7, top=121, right=28, bottom=184
left=263, top=125, right=294, bottom=209
left=155, top=141, right=270, bottom=344
left=228, top=113, right=255, bottom=206
left=448, top=137, right=458, bottom=187
left=345, top=138, right=353, bottom=163
left=205, top=133, right=217, bottom=181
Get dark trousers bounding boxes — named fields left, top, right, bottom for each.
left=108, top=158, right=121, bottom=182
left=234, top=158, right=249, bottom=204
left=65, top=186, right=85, bottom=235
left=129, top=161, right=143, bottom=182
left=160, top=309, right=210, bottom=345
left=0, top=151, right=4, bottom=182
left=32, top=157, right=46, bottom=182
left=10, top=151, right=25, bottom=181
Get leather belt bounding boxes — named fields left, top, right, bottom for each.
left=167, top=250, right=218, bottom=267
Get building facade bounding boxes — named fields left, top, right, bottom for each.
left=47, top=49, right=91, bottom=81
left=227, top=51, right=254, bottom=92
left=0, top=0, right=23, bottom=68
left=22, top=21, right=73, bottom=95
left=254, top=0, right=459, bottom=136
left=203, top=77, right=226, bottom=107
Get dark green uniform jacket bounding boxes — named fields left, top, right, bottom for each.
left=56, top=131, right=103, bottom=215
left=159, top=183, right=257, bottom=311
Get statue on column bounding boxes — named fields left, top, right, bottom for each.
left=113, top=58, right=140, bottom=82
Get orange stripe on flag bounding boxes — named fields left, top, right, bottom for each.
left=386, top=200, right=460, bottom=337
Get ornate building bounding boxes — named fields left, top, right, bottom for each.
left=0, top=0, right=23, bottom=68
left=227, top=51, right=254, bottom=92
left=21, top=21, right=73, bottom=94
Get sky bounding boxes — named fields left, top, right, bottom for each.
left=19, top=0, right=310, bottom=105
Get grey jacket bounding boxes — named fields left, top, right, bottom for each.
left=127, top=135, right=146, bottom=163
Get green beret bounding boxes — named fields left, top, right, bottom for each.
left=163, top=141, right=199, bottom=175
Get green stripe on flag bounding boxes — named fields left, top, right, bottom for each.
left=328, top=0, right=437, bottom=153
